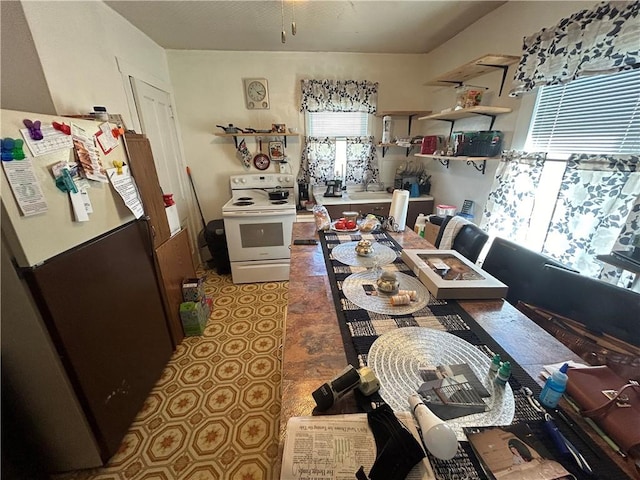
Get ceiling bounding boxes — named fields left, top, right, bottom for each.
left=104, top=1, right=507, bottom=54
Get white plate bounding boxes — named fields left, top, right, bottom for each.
left=330, top=221, right=359, bottom=233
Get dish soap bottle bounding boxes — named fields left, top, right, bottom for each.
left=539, top=363, right=569, bottom=408
left=414, top=214, right=427, bottom=238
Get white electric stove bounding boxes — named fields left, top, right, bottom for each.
left=222, top=174, right=296, bottom=284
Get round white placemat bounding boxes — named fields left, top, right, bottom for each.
left=368, top=327, right=515, bottom=440
left=342, top=270, right=429, bottom=315
left=332, top=241, right=397, bottom=267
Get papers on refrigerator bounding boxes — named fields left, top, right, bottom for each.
left=2, top=158, right=48, bottom=216
left=280, top=412, right=434, bottom=480
left=107, top=165, right=144, bottom=219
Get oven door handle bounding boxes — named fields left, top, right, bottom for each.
left=223, top=210, right=295, bottom=218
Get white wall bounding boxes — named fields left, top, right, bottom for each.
left=166, top=1, right=591, bottom=223
left=419, top=1, right=593, bottom=221
left=20, top=1, right=171, bottom=127
left=166, top=50, right=427, bottom=222
left=12, top=0, right=591, bottom=230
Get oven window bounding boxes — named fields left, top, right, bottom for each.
left=239, top=222, right=284, bottom=248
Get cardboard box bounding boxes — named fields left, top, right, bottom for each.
left=179, top=301, right=207, bottom=336
left=401, top=249, right=508, bottom=300
left=424, top=223, right=440, bottom=246
left=182, top=277, right=204, bottom=302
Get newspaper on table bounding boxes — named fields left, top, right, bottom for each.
left=280, top=412, right=435, bottom=480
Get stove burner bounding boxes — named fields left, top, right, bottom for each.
left=238, top=196, right=253, bottom=201
left=233, top=201, right=254, bottom=206
left=271, top=200, right=288, bottom=205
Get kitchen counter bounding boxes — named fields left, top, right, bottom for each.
left=311, top=189, right=434, bottom=229
left=312, top=189, right=433, bottom=205
left=277, top=222, right=637, bottom=479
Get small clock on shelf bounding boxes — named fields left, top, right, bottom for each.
left=243, top=78, right=270, bottom=110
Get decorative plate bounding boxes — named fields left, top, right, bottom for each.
left=341, top=270, right=429, bottom=315
left=368, top=327, right=515, bottom=440
left=332, top=241, right=397, bottom=267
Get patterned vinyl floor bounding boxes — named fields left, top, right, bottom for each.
left=54, top=269, right=288, bottom=480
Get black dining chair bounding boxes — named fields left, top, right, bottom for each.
left=433, top=215, right=489, bottom=263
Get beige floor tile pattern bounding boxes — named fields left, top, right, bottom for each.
left=54, top=269, right=288, bottom=480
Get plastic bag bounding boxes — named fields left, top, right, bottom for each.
left=313, top=204, right=331, bottom=231
left=359, top=214, right=381, bottom=232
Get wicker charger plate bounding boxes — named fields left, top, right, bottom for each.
left=332, top=241, right=397, bottom=267
left=368, top=327, right=515, bottom=440
left=342, top=270, right=429, bottom=315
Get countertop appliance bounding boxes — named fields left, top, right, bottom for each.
left=222, top=173, right=296, bottom=283
left=324, top=179, right=343, bottom=197
left=1, top=109, right=174, bottom=472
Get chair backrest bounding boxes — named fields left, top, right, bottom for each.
left=451, top=224, right=489, bottom=263
left=433, top=215, right=453, bottom=248
left=533, top=265, right=640, bottom=347
left=482, top=237, right=574, bottom=306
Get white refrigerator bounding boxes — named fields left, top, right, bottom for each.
left=1, top=109, right=173, bottom=472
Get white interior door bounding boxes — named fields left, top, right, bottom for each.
left=130, top=78, right=189, bottom=227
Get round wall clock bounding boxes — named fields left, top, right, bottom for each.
left=244, top=78, right=270, bottom=110
left=253, top=153, right=270, bottom=170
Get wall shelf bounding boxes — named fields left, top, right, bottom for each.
left=424, top=54, right=520, bottom=96
left=214, top=132, right=299, bottom=148
left=414, top=153, right=499, bottom=175
left=374, top=110, right=431, bottom=157
left=418, top=106, right=512, bottom=135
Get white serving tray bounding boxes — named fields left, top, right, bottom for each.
left=401, top=249, right=508, bottom=300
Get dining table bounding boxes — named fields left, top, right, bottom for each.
left=277, top=221, right=638, bottom=479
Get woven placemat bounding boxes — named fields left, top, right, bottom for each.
left=318, top=230, right=629, bottom=480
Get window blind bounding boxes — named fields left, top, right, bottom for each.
left=526, top=68, right=640, bottom=155
left=306, top=112, right=369, bottom=137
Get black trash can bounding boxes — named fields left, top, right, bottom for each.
left=204, top=219, right=231, bottom=274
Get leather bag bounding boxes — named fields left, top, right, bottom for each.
left=566, top=366, right=640, bottom=456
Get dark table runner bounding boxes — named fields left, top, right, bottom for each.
left=319, top=230, right=628, bottom=480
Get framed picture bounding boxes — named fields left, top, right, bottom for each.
left=268, top=141, right=285, bottom=161
left=401, top=249, right=507, bottom=299
left=272, top=123, right=286, bottom=134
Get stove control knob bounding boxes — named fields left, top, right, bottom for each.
left=240, top=178, right=246, bottom=184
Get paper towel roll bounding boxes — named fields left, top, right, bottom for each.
left=388, top=189, right=409, bottom=232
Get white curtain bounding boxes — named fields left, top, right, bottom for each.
left=480, top=151, right=546, bottom=244
left=542, top=154, right=640, bottom=277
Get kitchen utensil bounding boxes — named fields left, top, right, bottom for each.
left=268, top=188, right=289, bottom=200
left=216, top=124, right=244, bottom=134
left=253, top=137, right=270, bottom=170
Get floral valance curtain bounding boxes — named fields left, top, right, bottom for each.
left=510, top=1, right=640, bottom=96
left=480, top=151, right=547, bottom=244
left=542, top=154, right=640, bottom=277
left=300, top=80, right=378, bottom=113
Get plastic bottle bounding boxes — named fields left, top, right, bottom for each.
left=489, top=354, right=501, bottom=374
left=382, top=115, right=393, bottom=144
left=539, top=363, right=569, bottom=408
left=494, top=361, right=511, bottom=387
left=414, top=214, right=427, bottom=237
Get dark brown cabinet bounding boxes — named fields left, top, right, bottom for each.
left=23, top=222, right=173, bottom=463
